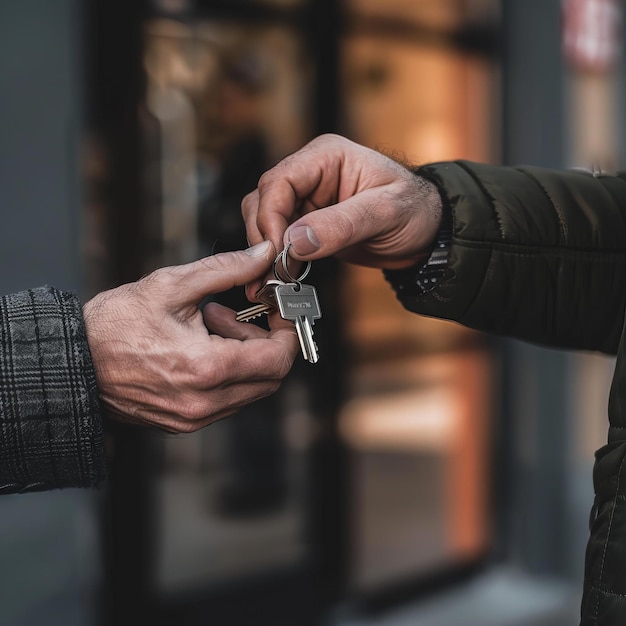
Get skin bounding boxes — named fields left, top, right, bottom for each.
left=242, top=134, right=443, bottom=299
left=82, top=241, right=298, bottom=433
left=82, top=135, right=440, bottom=434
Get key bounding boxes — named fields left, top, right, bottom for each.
left=235, top=279, right=284, bottom=322
left=255, top=279, right=284, bottom=310
left=235, top=303, right=272, bottom=323
left=274, top=282, right=321, bottom=363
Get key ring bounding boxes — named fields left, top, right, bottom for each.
left=273, top=242, right=311, bottom=284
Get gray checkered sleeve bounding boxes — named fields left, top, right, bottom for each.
left=0, top=287, right=106, bottom=493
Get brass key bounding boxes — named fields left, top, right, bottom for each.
left=235, top=303, right=273, bottom=323
left=235, top=279, right=284, bottom=322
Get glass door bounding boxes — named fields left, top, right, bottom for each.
left=338, top=0, right=500, bottom=601
left=89, top=2, right=328, bottom=625
left=142, top=8, right=319, bottom=621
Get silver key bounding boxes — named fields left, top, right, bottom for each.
left=274, top=282, right=321, bottom=364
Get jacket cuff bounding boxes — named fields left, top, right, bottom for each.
left=384, top=167, right=453, bottom=297
left=0, top=287, right=106, bottom=493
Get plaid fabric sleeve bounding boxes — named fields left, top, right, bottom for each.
left=0, top=287, right=106, bottom=493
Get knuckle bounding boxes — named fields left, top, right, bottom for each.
left=241, top=193, right=254, bottom=218
left=175, top=418, right=201, bottom=434
left=317, top=132, right=339, bottom=144
left=141, top=266, right=176, bottom=291
left=201, top=358, right=229, bottom=389
left=257, top=169, right=275, bottom=191
left=198, top=253, right=231, bottom=275
left=180, top=396, right=209, bottom=425
left=315, top=133, right=346, bottom=149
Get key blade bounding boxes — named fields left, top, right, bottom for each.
left=235, top=303, right=272, bottom=322
left=296, top=315, right=319, bottom=364
left=294, top=318, right=308, bottom=361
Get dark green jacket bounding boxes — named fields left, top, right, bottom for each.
left=391, top=161, right=626, bottom=626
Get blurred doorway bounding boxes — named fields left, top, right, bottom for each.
left=337, top=0, right=500, bottom=603
left=89, top=2, right=325, bottom=626
left=85, top=1, right=501, bottom=625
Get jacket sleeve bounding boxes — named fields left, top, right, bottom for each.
left=0, top=287, right=106, bottom=493
left=389, top=161, right=626, bottom=354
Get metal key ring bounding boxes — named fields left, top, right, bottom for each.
left=273, top=242, right=311, bottom=284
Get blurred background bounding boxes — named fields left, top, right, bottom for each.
left=0, top=0, right=624, bottom=624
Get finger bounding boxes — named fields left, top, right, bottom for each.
left=243, top=265, right=280, bottom=304
left=283, top=187, right=394, bottom=261
left=195, top=329, right=297, bottom=386
left=253, top=135, right=354, bottom=248
left=203, top=302, right=269, bottom=340
left=254, top=176, right=300, bottom=252
left=241, top=189, right=265, bottom=246
left=244, top=281, right=261, bottom=303
left=171, top=241, right=276, bottom=306
left=241, top=190, right=282, bottom=298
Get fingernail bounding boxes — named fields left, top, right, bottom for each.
left=245, top=240, right=272, bottom=257
left=288, top=225, right=320, bottom=256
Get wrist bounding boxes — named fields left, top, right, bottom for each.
left=383, top=177, right=452, bottom=296
left=383, top=169, right=444, bottom=270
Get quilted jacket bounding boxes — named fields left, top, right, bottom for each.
left=0, top=286, right=105, bottom=493
left=388, top=161, right=626, bottom=626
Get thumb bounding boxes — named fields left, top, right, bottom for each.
left=175, top=240, right=275, bottom=305
left=284, top=190, right=386, bottom=261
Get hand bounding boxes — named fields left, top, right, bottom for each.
left=82, top=241, right=298, bottom=433
left=242, top=134, right=443, bottom=294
